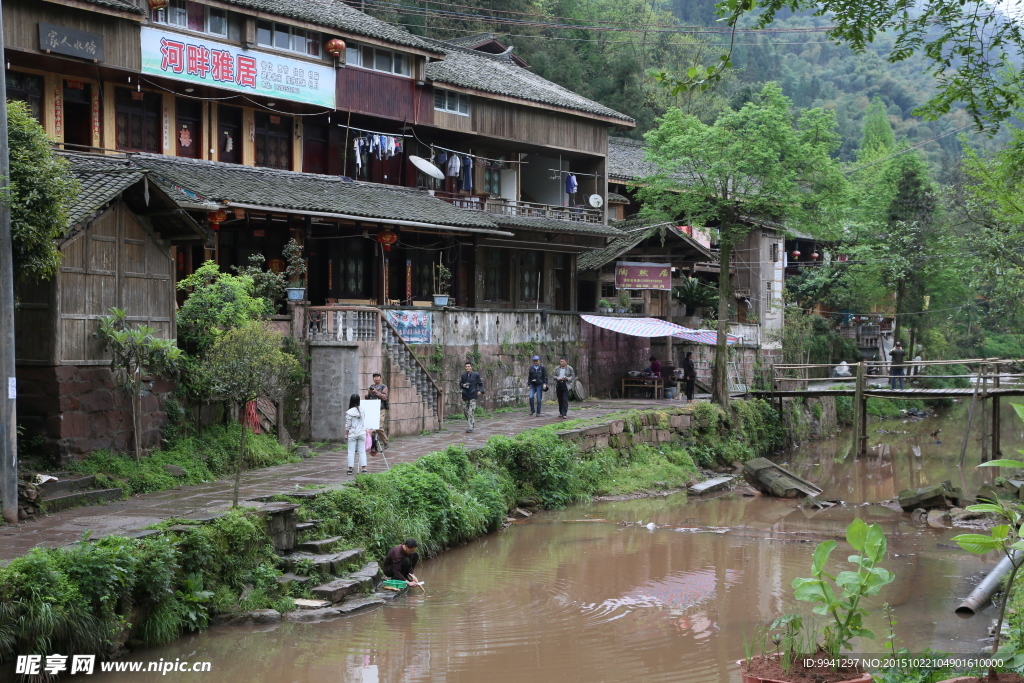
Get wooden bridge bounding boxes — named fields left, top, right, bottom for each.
left=751, top=359, right=1024, bottom=456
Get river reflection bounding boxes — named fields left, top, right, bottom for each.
left=86, top=404, right=1017, bottom=683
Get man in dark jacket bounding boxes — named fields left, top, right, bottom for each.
left=383, top=538, right=420, bottom=585
left=527, top=355, right=548, bottom=416
left=460, top=362, right=484, bottom=433
left=682, top=351, right=697, bottom=403
left=889, top=341, right=907, bottom=390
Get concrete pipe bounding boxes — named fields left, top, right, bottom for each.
left=956, top=551, right=1022, bottom=618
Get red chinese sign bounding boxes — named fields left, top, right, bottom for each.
left=614, top=261, right=671, bottom=291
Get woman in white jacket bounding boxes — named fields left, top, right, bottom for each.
left=344, top=393, right=367, bottom=475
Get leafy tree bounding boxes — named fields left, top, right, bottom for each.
left=8, top=100, right=79, bottom=283
left=96, top=308, right=182, bottom=462
left=232, top=254, right=285, bottom=312
left=673, top=276, right=718, bottom=317
left=637, top=83, right=846, bottom=408
left=857, top=96, right=895, bottom=162
left=175, top=261, right=270, bottom=356
left=201, top=325, right=301, bottom=506
left=657, top=0, right=1024, bottom=131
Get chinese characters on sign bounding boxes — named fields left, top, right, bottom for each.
left=613, top=261, right=672, bottom=291
left=141, top=28, right=336, bottom=108
left=38, top=23, right=104, bottom=62
left=385, top=310, right=432, bottom=345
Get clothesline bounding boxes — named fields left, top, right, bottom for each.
left=336, top=123, right=413, bottom=138
left=548, top=168, right=604, bottom=178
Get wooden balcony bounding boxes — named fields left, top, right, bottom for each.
left=433, top=192, right=603, bottom=224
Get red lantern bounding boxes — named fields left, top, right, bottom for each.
left=208, top=208, right=227, bottom=231
left=377, top=228, right=398, bottom=251
left=791, top=250, right=801, bottom=260
left=325, top=39, right=347, bottom=58
left=148, top=0, right=169, bottom=10
left=811, top=251, right=820, bottom=261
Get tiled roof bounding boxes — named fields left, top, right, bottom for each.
left=72, top=0, right=145, bottom=15
left=62, top=155, right=146, bottom=226
left=129, top=154, right=502, bottom=229
left=216, top=0, right=441, bottom=52
left=576, top=219, right=716, bottom=271
left=488, top=214, right=624, bottom=237
left=608, top=137, right=656, bottom=181
left=607, top=192, right=630, bottom=203
left=424, top=39, right=634, bottom=124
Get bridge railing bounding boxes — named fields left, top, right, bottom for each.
left=767, top=358, right=1024, bottom=393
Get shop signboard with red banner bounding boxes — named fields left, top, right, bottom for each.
left=614, top=262, right=671, bottom=290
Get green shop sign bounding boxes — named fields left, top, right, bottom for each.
left=140, top=27, right=335, bottom=109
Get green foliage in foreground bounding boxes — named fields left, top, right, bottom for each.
left=68, top=424, right=297, bottom=497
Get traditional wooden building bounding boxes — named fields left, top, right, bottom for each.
left=15, top=153, right=206, bottom=460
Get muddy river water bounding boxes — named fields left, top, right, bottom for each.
left=91, top=404, right=1024, bottom=682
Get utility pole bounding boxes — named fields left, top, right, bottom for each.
left=0, top=0, right=18, bottom=525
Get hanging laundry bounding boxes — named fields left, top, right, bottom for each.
left=446, top=153, right=461, bottom=178
left=353, top=138, right=362, bottom=171
left=436, top=150, right=448, bottom=166
left=460, top=155, right=474, bottom=192
left=566, top=173, right=578, bottom=194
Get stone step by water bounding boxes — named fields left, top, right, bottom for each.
left=688, top=477, right=733, bottom=495
left=335, top=595, right=385, bottom=614
left=310, top=578, right=364, bottom=603
left=292, top=598, right=332, bottom=610
left=295, top=521, right=319, bottom=532
left=283, top=548, right=365, bottom=575
left=275, top=573, right=312, bottom=587
left=297, top=536, right=344, bottom=553
left=347, top=561, right=381, bottom=588
left=41, top=488, right=122, bottom=513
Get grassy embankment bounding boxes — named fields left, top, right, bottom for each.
left=0, top=399, right=782, bottom=664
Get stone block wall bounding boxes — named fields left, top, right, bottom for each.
left=554, top=409, right=694, bottom=453
left=310, top=342, right=360, bottom=442
left=16, top=364, right=173, bottom=463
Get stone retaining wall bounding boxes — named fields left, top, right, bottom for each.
left=554, top=409, right=694, bottom=453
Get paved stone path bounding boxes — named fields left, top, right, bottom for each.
left=0, top=398, right=670, bottom=562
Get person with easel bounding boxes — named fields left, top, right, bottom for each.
left=366, top=372, right=389, bottom=454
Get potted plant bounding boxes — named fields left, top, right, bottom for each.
left=673, top=277, right=717, bottom=317
left=283, top=238, right=307, bottom=302
left=433, top=259, right=452, bottom=307
left=616, top=289, right=633, bottom=313
left=598, top=298, right=614, bottom=313
left=740, top=518, right=893, bottom=683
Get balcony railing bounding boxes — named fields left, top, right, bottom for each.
left=307, top=307, right=380, bottom=342
left=434, top=193, right=603, bottom=224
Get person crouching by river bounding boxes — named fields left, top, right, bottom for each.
left=344, top=393, right=367, bottom=475
left=383, top=538, right=422, bottom=586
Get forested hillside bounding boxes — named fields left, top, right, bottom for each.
left=364, top=0, right=1006, bottom=165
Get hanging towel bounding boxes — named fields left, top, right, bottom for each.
left=461, top=156, right=474, bottom=192
left=446, top=154, right=461, bottom=178
left=354, top=138, right=362, bottom=170
left=566, top=174, right=578, bottom=194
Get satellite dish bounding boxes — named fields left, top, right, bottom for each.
left=588, top=194, right=604, bottom=208
left=409, top=155, right=444, bottom=180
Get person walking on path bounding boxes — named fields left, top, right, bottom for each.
left=383, top=539, right=422, bottom=586
left=889, top=341, right=907, bottom=390
left=527, top=355, right=548, bottom=416
left=344, top=393, right=367, bottom=475
left=682, top=351, right=697, bottom=403
left=553, top=356, right=575, bottom=419
left=460, top=362, right=484, bottom=433
left=366, top=373, right=389, bottom=454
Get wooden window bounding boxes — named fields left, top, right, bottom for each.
left=254, top=111, right=292, bottom=170
left=600, top=281, right=616, bottom=298
left=217, top=104, right=242, bottom=164
left=256, top=21, right=322, bottom=57
left=115, top=89, right=161, bottom=154
left=302, top=120, right=329, bottom=175
left=483, top=167, right=501, bottom=195
left=520, top=251, right=541, bottom=303
left=176, top=98, right=202, bottom=158
left=6, top=72, right=43, bottom=122
left=484, top=249, right=508, bottom=301
left=347, top=41, right=411, bottom=76
left=434, top=89, right=469, bottom=116
left=337, top=238, right=370, bottom=298
left=153, top=1, right=228, bottom=36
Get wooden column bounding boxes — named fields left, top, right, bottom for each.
left=102, top=82, right=117, bottom=151
left=242, top=107, right=255, bottom=166
left=992, top=363, right=1001, bottom=459
left=852, top=361, right=866, bottom=456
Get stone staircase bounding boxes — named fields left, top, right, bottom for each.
left=382, top=324, right=438, bottom=416
left=38, top=474, right=122, bottom=513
